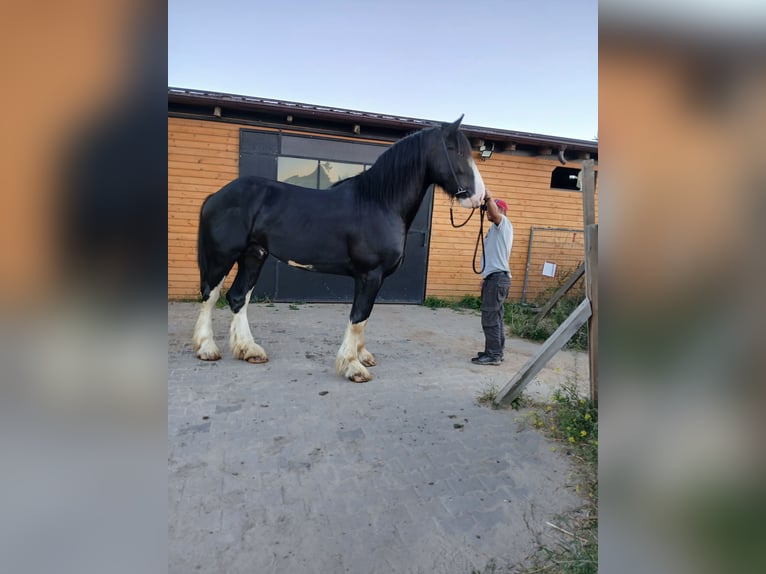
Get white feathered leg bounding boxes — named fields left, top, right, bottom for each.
left=336, top=320, right=372, bottom=382
left=193, top=279, right=224, bottom=361
left=229, top=288, right=268, bottom=363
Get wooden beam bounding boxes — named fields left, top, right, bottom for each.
left=534, top=263, right=585, bottom=321
left=581, top=159, right=598, bottom=404
left=494, top=298, right=592, bottom=406
left=585, top=224, right=598, bottom=405
left=581, top=159, right=596, bottom=228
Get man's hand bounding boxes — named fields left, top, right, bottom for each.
left=484, top=194, right=502, bottom=225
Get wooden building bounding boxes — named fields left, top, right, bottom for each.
left=168, top=88, right=598, bottom=303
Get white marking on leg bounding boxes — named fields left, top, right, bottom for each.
left=335, top=320, right=371, bottom=382
left=193, top=278, right=224, bottom=360
left=229, top=288, right=268, bottom=363
left=356, top=321, right=376, bottom=367
left=287, top=260, right=314, bottom=270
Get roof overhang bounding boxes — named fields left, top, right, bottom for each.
left=168, top=87, right=598, bottom=159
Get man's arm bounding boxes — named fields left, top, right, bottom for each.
left=484, top=191, right=503, bottom=225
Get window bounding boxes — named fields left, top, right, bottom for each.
left=277, top=157, right=319, bottom=188
left=241, top=129, right=386, bottom=188
left=278, top=158, right=367, bottom=189
left=550, top=167, right=582, bottom=191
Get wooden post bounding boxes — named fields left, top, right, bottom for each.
left=585, top=224, right=598, bottom=405
left=581, top=159, right=596, bottom=228
left=581, top=159, right=598, bottom=405
left=493, top=298, right=592, bottom=406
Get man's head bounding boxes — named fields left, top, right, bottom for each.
left=494, top=198, right=508, bottom=213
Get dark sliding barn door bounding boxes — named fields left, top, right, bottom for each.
left=238, top=129, right=433, bottom=303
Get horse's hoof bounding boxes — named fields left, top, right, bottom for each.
left=232, top=343, right=268, bottom=363
left=197, top=352, right=221, bottom=361
left=359, top=350, right=376, bottom=367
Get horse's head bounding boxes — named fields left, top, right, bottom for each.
left=434, top=115, right=486, bottom=208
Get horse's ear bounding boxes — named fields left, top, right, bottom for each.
left=442, top=114, right=464, bottom=137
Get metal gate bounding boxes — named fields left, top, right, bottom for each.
left=521, top=227, right=584, bottom=304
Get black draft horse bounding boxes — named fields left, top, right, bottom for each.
left=193, top=116, right=486, bottom=382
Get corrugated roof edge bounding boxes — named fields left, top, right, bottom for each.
left=168, top=87, right=598, bottom=152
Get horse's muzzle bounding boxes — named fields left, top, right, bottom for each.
left=456, top=188, right=484, bottom=208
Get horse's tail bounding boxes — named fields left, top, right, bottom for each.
left=197, top=196, right=213, bottom=300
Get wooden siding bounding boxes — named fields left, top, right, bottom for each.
left=167, top=118, right=389, bottom=300
left=168, top=118, right=247, bottom=299
left=425, top=154, right=598, bottom=301
left=168, top=117, right=598, bottom=302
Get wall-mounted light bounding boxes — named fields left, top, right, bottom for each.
left=213, top=106, right=221, bottom=118
left=479, top=142, right=495, bottom=161
left=353, top=124, right=361, bottom=135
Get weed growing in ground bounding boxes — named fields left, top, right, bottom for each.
left=517, top=383, right=598, bottom=573
left=477, top=382, right=598, bottom=574
left=475, top=383, right=500, bottom=407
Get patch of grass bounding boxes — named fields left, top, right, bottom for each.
left=524, top=517, right=598, bottom=574
left=515, top=383, right=598, bottom=573
left=507, top=300, right=587, bottom=351
left=475, top=383, right=500, bottom=407
left=423, top=295, right=452, bottom=309
left=424, top=276, right=587, bottom=350
left=423, top=294, right=481, bottom=311
left=455, top=294, right=482, bottom=310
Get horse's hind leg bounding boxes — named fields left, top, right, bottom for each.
left=193, top=276, right=225, bottom=361
left=227, top=244, right=269, bottom=364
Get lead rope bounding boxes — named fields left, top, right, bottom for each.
left=472, top=204, right=486, bottom=275
left=449, top=198, right=486, bottom=275
left=449, top=197, right=475, bottom=227
left=442, top=132, right=485, bottom=274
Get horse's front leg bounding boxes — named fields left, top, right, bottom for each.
left=357, top=325, right=376, bottom=368
left=336, top=320, right=372, bottom=382
left=336, top=272, right=382, bottom=382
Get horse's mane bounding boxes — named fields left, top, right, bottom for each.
left=344, top=127, right=433, bottom=207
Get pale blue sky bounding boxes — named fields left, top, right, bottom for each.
left=169, top=0, right=597, bottom=140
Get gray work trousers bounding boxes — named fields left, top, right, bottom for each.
left=481, top=272, right=511, bottom=359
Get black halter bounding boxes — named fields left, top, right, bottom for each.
left=440, top=133, right=471, bottom=200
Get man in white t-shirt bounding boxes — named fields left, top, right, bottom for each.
left=472, top=193, right=513, bottom=366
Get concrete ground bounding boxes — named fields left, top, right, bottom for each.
left=168, top=301, right=589, bottom=573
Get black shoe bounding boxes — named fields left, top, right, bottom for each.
left=472, top=352, right=503, bottom=363
left=473, top=354, right=501, bottom=366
